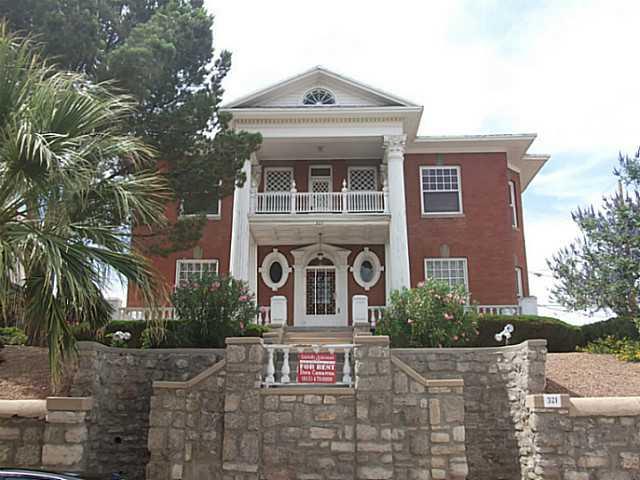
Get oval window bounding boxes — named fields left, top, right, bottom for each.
left=360, top=260, right=374, bottom=283
left=269, top=261, right=283, bottom=284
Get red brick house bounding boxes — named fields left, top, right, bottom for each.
left=124, top=67, right=548, bottom=326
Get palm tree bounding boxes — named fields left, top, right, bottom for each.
left=0, top=25, right=170, bottom=385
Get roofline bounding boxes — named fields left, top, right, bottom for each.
left=222, top=105, right=424, bottom=117
left=222, top=66, right=420, bottom=109
left=413, top=133, right=538, bottom=143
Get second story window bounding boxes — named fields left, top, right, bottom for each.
left=420, top=166, right=463, bottom=215
left=265, top=168, right=293, bottom=191
left=181, top=191, right=220, bottom=217
left=509, top=180, right=518, bottom=228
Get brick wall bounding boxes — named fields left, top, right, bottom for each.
left=404, top=153, right=527, bottom=304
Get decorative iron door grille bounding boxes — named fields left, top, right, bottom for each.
left=305, top=266, right=337, bottom=315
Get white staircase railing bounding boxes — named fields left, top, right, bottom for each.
left=368, top=306, right=385, bottom=330
left=262, top=344, right=355, bottom=387
left=113, top=307, right=175, bottom=321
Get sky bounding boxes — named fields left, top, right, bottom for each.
left=112, top=0, right=640, bottom=325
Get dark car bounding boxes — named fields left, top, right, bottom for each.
left=0, top=470, right=119, bottom=480
left=0, top=470, right=81, bottom=480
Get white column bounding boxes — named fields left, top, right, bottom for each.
left=384, top=134, right=411, bottom=291
left=229, top=158, right=252, bottom=282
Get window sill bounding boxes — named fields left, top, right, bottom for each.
left=179, top=214, right=222, bottom=221
left=421, top=213, right=465, bottom=219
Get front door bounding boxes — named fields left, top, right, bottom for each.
left=304, top=256, right=341, bottom=326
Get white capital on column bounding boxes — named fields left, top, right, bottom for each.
left=383, top=134, right=411, bottom=291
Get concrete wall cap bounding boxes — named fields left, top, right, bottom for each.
left=526, top=394, right=571, bottom=410
left=569, top=396, right=640, bottom=417
left=46, top=397, right=93, bottom=412
left=0, top=399, right=47, bottom=418
left=225, top=337, right=264, bottom=345
left=355, top=335, right=389, bottom=345
left=154, top=359, right=226, bottom=390
left=392, top=339, right=546, bottom=354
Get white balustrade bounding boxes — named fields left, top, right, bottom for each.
left=475, top=305, right=522, bottom=315
left=113, top=307, right=176, bottom=321
left=256, top=306, right=271, bottom=325
left=262, top=344, right=356, bottom=387
left=368, top=306, right=385, bottom=330
left=253, top=190, right=386, bottom=215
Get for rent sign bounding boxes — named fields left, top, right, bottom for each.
left=298, top=352, right=337, bottom=384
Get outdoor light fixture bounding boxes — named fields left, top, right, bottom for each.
left=494, top=324, right=514, bottom=345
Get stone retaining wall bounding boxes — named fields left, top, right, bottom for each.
left=0, top=397, right=92, bottom=472
left=393, top=340, right=547, bottom=480
left=70, top=342, right=223, bottom=480
left=145, top=336, right=468, bottom=480
left=522, top=394, right=640, bottom=480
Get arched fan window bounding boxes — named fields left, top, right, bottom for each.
left=303, top=88, right=336, bottom=106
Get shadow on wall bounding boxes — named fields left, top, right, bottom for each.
left=392, top=340, right=547, bottom=480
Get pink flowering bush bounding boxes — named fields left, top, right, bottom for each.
left=171, top=274, right=259, bottom=347
left=377, top=279, right=478, bottom=347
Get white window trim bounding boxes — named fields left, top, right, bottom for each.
left=515, top=267, right=524, bottom=298
left=259, top=249, right=291, bottom=291
left=309, top=164, right=333, bottom=192
left=424, top=257, right=469, bottom=290
left=175, top=259, right=219, bottom=286
left=420, top=165, right=464, bottom=216
left=264, top=167, right=295, bottom=191
left=348, top=166, right=378, bottom=191
left=509, top=180, right=518, bottom=229
left=350, top=247, right=383, bottom=291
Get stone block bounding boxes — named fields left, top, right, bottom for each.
left=331, top=441, right=355, bottom=453
left=42, top=444, right=83, bottom=467
left=0, top=427, right=20, bottom=440
left=357, top=425, right=378, bottom=441
left=15, top=445, right=41, bottom=466
left=303, top=395, right=322, bottom=405
left=429, top=399, right=441, bottom=425
left=357, top=466, right=393, bottom=479
left=577, top=455, right=609, bottom=468
left=431, top=432, right=450, bottom=443
left=621, top=452, right=640, bottom=470
left=452, top=425, right=465, bottom=442
left=64, top=426, right=88, bottom=443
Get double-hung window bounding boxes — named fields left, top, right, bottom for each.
left=508, top=181, right=518, bottom=228
left=420, top=166, right=463, bottom=215
left=424, top=258, right=469, bottom=290
left=175, top=259, right=219, bottom=287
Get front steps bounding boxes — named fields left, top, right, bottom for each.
left=284, top=327, right=353, bottom=345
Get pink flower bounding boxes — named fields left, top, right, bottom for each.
left=239, top=295, right=248, bottom=302
left=444, top=313, right=453, bottom=321
left=417, top=281, right=425, bottom=288
left=407, top=319, right=413, bottom=324
left=240, top=321, right=245, bottom=330
left=453, top=335, right=459, bottom=341
left=209, top=281, right=220, bottom=291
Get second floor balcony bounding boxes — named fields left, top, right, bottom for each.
left=251, top=185, right=388, bottom=216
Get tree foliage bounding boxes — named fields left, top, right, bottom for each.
left=0, top=26, right=169, bottom=383
left=548, top=149, right=640, bottom=322
left=0, top=0, right=262, bottom=253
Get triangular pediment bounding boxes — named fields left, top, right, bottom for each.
left=224, top=66, right=418, bottom=109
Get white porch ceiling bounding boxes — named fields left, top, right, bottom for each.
left=257, top=136, right=384, bottom=161
left=249, top=216, right=390, bottom=245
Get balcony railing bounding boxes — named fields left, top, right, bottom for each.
left=252, top=190, right=388, bottom=215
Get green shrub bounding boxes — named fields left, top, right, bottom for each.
left=470, top=314, right=582, bottom=352
left=141, top=321, right=188, bottom=348
left=0, top=326, right=28, bottom=346
left=580, top=317, right=639, bottom=344
left=579, top=336, right=640, bottom=362
left=171, top=274, right=259, bottom=348
left=378, top=280, right=479, bottom=348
